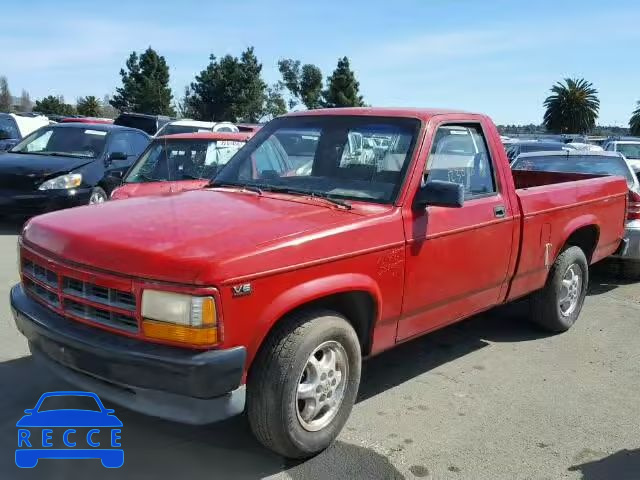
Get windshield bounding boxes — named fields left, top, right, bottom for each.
left=214, top=116, right=420, bottom=204
left=616, top=143, right=640, bottom=160
left=512, top=154, right=635, bottom=188
left=11, top=126, right=107, bottom=158
left=126, top=138, right=246, bottom=183
left=158, top=124, right=212, bottom=136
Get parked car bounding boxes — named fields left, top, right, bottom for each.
left=236, top=123, right=262, bottom=133
left=0, top=113, right=50, bottom=151
left=111, top=132, right=251, bottom=200
left=12, top=108, right=628, bottom=459
left=0, top=122, right=149, bottom=216
left=113, top=112, right=171, bottom=136
left=512, top=150, right=640, bottom=278
left=603, top=138, right=640, bottom=171
left=154, top=120, right=239, bottom=137
left=505, top=140, right=568, bottom=162
left=564, top=142, right=604, bottom=152
left=60, top=117, right=114, bottom=125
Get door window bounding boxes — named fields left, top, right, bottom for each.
left=425, top=124, right=496, bottom=198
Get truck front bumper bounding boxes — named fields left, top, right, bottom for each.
left=11, top=284, right=246, bottom=425
left=612, top=222, right=640, bottom=263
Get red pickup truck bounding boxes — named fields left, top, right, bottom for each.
left=11, top=108, right=628, bottom=459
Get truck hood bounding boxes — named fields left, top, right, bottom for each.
left=23, top=189, right=363, bottom=284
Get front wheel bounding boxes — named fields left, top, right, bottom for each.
left=530, top=246, right=589, bottom=332
left=89, top=186, right=108, bottom=205
left=247, top=310, right=361, bottom=458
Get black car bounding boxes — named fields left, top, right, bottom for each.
left=113, top=113, right=172, bottom=136
left=506, top=141, right=567, bottom=163
left=0, top=123, right=149, bottom=216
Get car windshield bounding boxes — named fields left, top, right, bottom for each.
left=37, top=395, right=102, bottom=412
left=158, top=124, right=212, bottom=136
left=11, top=126, right=107, bottom=158
left=213, top=115, right=420, bottom=204
left=616, top=143, right=640, bottom=160
left=512, top=154, right=635, bottom=188
left=126, top=138, right=246, bottom=183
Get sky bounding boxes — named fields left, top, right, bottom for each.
left=2, top=0, right=639, bottom=125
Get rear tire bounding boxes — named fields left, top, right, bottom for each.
left=530, top=246, right=589, bottom=332
left=247, top=310, right=361, bottom=459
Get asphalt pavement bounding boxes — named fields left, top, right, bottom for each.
left=0, top=220, right=638, bottom=479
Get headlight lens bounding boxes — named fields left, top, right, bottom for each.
left=38, top=173, right=82, bottom=190
left=141, top=290, right=218, bottom=345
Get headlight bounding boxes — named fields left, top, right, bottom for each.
left=38, top=173, right=82, bottom=190
left=141, top=290, right=218, bottom=346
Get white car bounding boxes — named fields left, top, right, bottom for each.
left=0, top=113, right=50, bottom=150
left=564, top=142, right=604, bottom=152
left=154, top=120, right=239, bottom=137
left=603, top=139, right=640, bottom=171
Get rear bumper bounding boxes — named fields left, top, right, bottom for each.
left=0, top=188, right=91, bottom=216
left=11, top=285, right=247, bottom=425
left=612, top=224, right=640, bottom=262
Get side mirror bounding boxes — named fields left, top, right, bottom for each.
left=414, top=180, right=464, bottom=209
left=107, top=151, right=128, bottom=162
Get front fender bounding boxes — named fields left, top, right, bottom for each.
left=247, top=273, right=382, bottom=362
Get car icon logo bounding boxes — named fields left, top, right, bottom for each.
left=15, top=391, right=124, bottom=468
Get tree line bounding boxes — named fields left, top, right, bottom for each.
left=2, top=48, right=640, bottom=135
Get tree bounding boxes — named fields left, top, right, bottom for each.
left=277, top=59, right=323, bottom=110
left=33, top=95, right=76, bottom=116
left=300, top=64, right=323, bottom=109
left=322, top=57, right=365, bottom=108
left=110, top=47, right=175, bottom=115
left=0, top=76, right=11, bottom=112
left=76, top=96, right=102, bottom=117
left=543, top=78, right=599, bottom=133
left=101, top=95, right=118, bottom=118
left=186, top=47, right=267, bottom=122
left=19, top=90, right=32, bottom=112
left=263, top=84, right=287, bottom=120
left=630, top=101, right=640, bottom=136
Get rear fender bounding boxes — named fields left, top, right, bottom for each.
left=558, top=215, right=599, bottom=260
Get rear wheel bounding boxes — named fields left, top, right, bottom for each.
left=89, top=186, right=108, bottom=204
left=530, top=246, right=588, bottom=332
left=247, top=310, right=361, bottom=458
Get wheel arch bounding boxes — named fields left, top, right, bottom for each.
left=560, top=219, right=600, bottom=264
left=247, top=274, right=382, bottom=370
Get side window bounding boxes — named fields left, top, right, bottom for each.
left=240, top=136, right=289, bottom=180
left=425, top=124, right=496, bottom=198
left=109, top=133, right=132, bottom=156
left=128, top=133, right=149, bottom=157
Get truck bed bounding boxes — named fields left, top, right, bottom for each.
left=506, top=172, right=628, bottom=301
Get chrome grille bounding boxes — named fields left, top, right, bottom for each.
left=23, top=277, right=60, bottom=307
left=21, top=255, right=138, bottom=333
left=22, top=258, right=58, bottom=288
left=64, top=299, right=138, bottom=332
left=62, top=277, right=136, bottom=311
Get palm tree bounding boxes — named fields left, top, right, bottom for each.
left=630, top=101, right=640, bottom=136
left=543, top=78, right=600, bottom=133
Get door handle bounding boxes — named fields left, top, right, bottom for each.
left=494, top=205, right=506, bottom=218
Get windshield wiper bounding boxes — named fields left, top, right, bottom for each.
left=180, top=173, right=202, bottom=180
left=137, top=173, right=165, bottom=183
left=209, top=181, right=262, bottom=195
left=261, top=186, right=352, bottom=210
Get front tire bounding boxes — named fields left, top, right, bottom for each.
left=247, top=310, right=361, bottom=459
left=89, top=186, right=108, bottom=204
left=530, top=246, right=589, bottom=332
